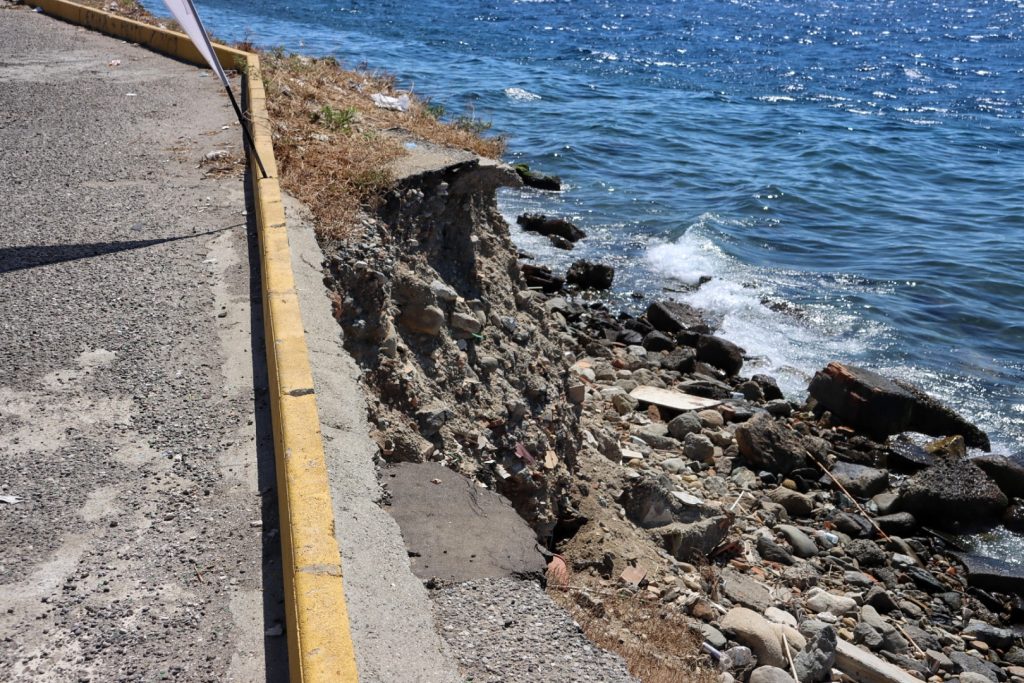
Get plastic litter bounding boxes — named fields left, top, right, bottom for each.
left=370, top=92, right=410, bottom=112
left=0, top=495, right=21, bottom=505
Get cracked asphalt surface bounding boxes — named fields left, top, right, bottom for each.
left=0, top=6, right=286, bottom=681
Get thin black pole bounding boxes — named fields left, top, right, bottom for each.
left=224, top=84, right=269, bottom=179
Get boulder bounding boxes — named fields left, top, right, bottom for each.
left=753, top=374, right=785, bottom=401
left=619, top=476, right=706, bottom=528
left=735, top=413, right=806, bottom=474
left=720, top=607, right=789, bottom=669
left=644, top=300, right=709, bottom=334
left=566, top=260, right=614, bottom=290
left=516, top=213, right=585, bottom=242
left=900, top=459, right=1007, bottom=524
left=667, top=412, right=702, bottom=440
left=972, top=454, right=1024, bottom=499
left=642, top=331, right=675, bottom=352
left=696, top=334, right=744, bottom=376
left=807, top=362, right=989, bottom=450
left=512, top=163, right=561, bottom=191
left=657, top=516, right=731, bottom=561
left=829, top=461, right=889, bottom=498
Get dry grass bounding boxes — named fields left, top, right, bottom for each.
left=66, top=0, right=506, bottom=239
left=550, top=584, right=717, bottom=683
left=257, top=50, right=505, bottom=237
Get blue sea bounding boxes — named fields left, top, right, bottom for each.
left=150, top=0, right=1024, bottom=550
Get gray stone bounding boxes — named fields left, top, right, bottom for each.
left=854, top=622, right=885, bottom=651
left=949, top=650, right=1004, bottom=682
left=962, top=619, right=1013, bottom=650
left=864, top=584, right=899, bottom=613
left=749, top=666, right=795, bottom=683
left=721, top=567, right=772, bottom=611
left=450, top=311, right=482, bottom=334
left=776, top=524, right=818, bottom=558
left=667, top=412, right=702, bottom=440
left=793, top=622, right=837, bottom=683
left=845, top=539, right=887, bottom=567
left=660, top=457, right=688, bottom=474
left=634, top=423, right=680, bottom=451
left=901, top=459, right=1008, bottom=524
left=611, top=392, right=639, bottom=415
left=657, top=516, right=732, bottom=561
left=721, top=607, right=788, bottom=669
left=871, top=491, right=901, bottom=515
left=696, top=335, right=745, bottom=376
left=782, top=562, right=820, bottom=589
left=700, top=623, right=728, bottom=649
left=805, top=588, right=857, bottom=615
left=875, top=512, right=917, bottom=536
left=830, top=461, right=890, bottom=498
left=735, top=413, right=806, bottom=474
left=645, top=300, right=708, bottom=334
left=684, top=433, right=716, bottom=462
left=768, top=486, right=815, bottom=517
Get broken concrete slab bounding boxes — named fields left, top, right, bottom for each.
left=383, top=462, right=547, bottom=582
left=629, top=385, right=722, bottom=413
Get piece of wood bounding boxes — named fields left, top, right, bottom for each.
left=629, top=385, right=721, bottom=412
left=835, top=639, right=922, bottom=683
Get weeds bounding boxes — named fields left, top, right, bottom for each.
left=313, top=104, right=357, bottom=132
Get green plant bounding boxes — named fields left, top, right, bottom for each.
left=453, top=115, right=492, bottom=134
left=425, top=101, right=446, bottom=119
left=313, top=104, right=357, bottom=132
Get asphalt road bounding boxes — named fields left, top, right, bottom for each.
left=0, top=6, right=285, bottom=681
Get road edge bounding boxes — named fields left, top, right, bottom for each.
left=22, top=2, right=360, bottom=681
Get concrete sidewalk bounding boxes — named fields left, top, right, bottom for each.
left=0, top=6, right=284, bottom=681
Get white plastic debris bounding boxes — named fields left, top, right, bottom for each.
left=0, top=495, right=21, bottom=505
left=108, top=59, right=122, bottom=67
left=204, top=150, right=230, bottom=161
left=370, top=93, right=410, bottom=112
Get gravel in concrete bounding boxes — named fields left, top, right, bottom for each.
left=0, top=7, right=283, bottom=681
left=433, top=578, right=637, bottom=683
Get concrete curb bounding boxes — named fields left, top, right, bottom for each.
left=23, top=2, right=360, bottom=681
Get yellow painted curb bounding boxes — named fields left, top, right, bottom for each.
left=24, top=2, right=360, bottom=682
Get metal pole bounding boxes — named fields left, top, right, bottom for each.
left=224, top=84, right=269, bottom=179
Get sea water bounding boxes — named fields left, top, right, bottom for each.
left=152, top=0, right=1024, bottom=556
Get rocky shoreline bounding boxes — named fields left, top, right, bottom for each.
left=320, top=142, right=1023, bottom=682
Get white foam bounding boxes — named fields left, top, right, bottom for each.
left=504, top=87, right=542, bottom=101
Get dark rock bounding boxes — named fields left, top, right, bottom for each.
left=520, top=263, right=563, bottom=293
left=735, top=413, right=807, bottom=474
left=747, top=376, right=780, bottom=403
left=721, top=567, right=772, bottom=611
left=887, top=439, right=935, bottom=471
left=951, top=551, right=1024, bottom=595
left=738, top=380, right=765, bottom=402
left=845, top=539, right=886, bottom=567
left=768, top=487, right=815, bottom=517
left=777, top=524, right=818, bottom=558
left=794, top=622, right=837, bottom=683
left=644, top=300, right=709, bottom=334
left=832, top=512, right=873, bottom=538
left=566, top=260, right=614, bottom=290
left=516, top=213, right=585, bottom=242
left=757, top=535, right=795, bottom=565
left=513, top=164, right=562, bottom=191
left=615, top=329, right=644, bottom=346
left=548, top=234, right=573, bottom=250
left=904, top=566, right=945, bottom=593
left=829, top=461, right=890, bottom=498
left=949, top=650, right=1005, bottom=682
left=696, top=335, right=744, bottom=376
left=864, top=584, right=899, bottom=613
left=618, top=476, right=701, bottom=529
left=667, top=412, right=702, bottom=440
left=973, top=455, right=1024, bottom=499
left=642, top=331, right=675, bottom=352
left=901, top=624, right=940, bottom=653
left=679, top=378, right=733, bottom=400
left=1004, top=500, right=1024, bottom=532
left=807, top=362, right=990, bottom=450
left=854, top=622, right=885, bottom=651
left=900, top=459, right=1007, bottom=524
left=874, top=512, right=917, bottom=536
left=660, top=346, right=696, bottom=373
left=400, top=304, right=445, bottom=336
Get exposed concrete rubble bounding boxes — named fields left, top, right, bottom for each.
left=318, top=141, right=1023, bottom=682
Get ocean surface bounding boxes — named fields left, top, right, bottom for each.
left=150, top=1, right=1024, bottom=552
